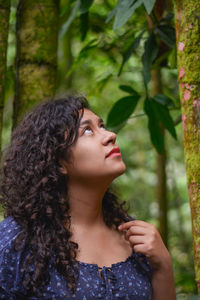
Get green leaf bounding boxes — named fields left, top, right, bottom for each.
left=151, top=97, right=177, bottom=139
left=154, top=94, right=175, bottom=107
left=144, top=98, right=164, bottom=153
left=144, top=97, right=177, bottom=152
left=80, top=12, right=89, bottom=41
left=60, top=1, right=75, bottom=17
left=168, top=47, right=177, bottom=69
left=79, top=39, right=98, bottom=54
left=142, top=0, right=156, bottom=14
left=113, top=0, right=143, bottom=30
left=105, top=5, right=118, bottom=24
left=106, top=94, right=140, bottom=128
left=156, top=25, right=176, bottom=47
left=59, top=0, right=81, bottom=39
left=96, top=73, right=113, bottom=92
left=80, top=0, right=94, bottom=14
left=66, top=39, right=98, bottom=76
left=107, top=122, right=127, bottom=134
left=142, top=31, right=158, bottom=85
left=119, top=85, right=139, bottom=95
left=118, top=29, right=145, bottom=75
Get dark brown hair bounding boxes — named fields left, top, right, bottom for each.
left=0, top=96, right=129, bottom=296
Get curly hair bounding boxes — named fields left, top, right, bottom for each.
left=0, top=96, right=130, bottom=296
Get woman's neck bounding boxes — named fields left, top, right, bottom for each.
left=67, top=180, right=109, bottom=228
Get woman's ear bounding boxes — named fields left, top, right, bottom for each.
left=59, top=159, right=68, bottom=175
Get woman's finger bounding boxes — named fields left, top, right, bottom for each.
left=125, top=226, right=147, bottom=240
left=132, top=244, right=148, bottom=255
left=128, top=235, right=145, bottom=246
left=118, top=220, right=152, bottom=231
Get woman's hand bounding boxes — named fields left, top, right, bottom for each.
left=118, top=220, right=176, bottom=300
left=118, top=220, right=170, bottom=270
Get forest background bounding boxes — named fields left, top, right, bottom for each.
left=0, top=0, right=199, bottom=299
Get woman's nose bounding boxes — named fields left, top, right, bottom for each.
left=102, top=130, right=117, bottom=145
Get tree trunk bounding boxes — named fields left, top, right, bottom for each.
left=156, top=129, right=168, bottom=247
left=151, top=68, right=168, bottom=247
left=0, top=0, right=11, bottom=156
left=147, top=1, right=169, bottom=247
left=14, top=0, right=59, bottom=127
left=174, top=0, right=200, bottom=294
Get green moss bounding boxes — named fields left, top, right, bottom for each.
left=175, top=1, right=200, bottom=83
left=192, top=209, right=200, bottom=280
left=174, top=0, right=200, bottom=284
left=18, top=1, right=58, bottom=64
left=14, top=0, right=59, bottom=125
left=15, top=64, right=57, bottom=124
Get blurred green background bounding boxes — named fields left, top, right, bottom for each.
left=0, top=0, right=197, bottom=298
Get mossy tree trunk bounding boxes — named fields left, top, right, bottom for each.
left=174, top=0, right=200, bottom=294
left=14, top=0, right=59, bottom=127
left=0, top=0, right=11, bottom=156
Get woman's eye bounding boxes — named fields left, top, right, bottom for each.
left=100, top=123, right=106, bottom=130
left=83, top=127, right=92, bottom=134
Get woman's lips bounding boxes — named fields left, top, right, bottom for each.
left=107, top=152, right=121, bottom=158
left=106, top=147, right=121, bottom=158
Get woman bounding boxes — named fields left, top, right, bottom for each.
left=0, top=96, right=176, bottom=299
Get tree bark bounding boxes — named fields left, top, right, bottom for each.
left=151, top=69, right=168, bottom=247
left=174, top=0, right=200, bottom=294
left=0, top=0, right=11, bottom=156
left=14, top=0, right=59, bottom=127
left=147, top=1, right=169, bottom=247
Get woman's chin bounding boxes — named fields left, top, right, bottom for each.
left=111, top=163, right=126, bottom=179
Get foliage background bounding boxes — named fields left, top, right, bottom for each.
left=0, top=0, right=197, bottom=298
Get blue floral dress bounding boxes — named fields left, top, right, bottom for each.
left=0, top=217, right=152, bottom=299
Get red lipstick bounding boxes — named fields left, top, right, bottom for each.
left=106, top=147, right=121, bottom=158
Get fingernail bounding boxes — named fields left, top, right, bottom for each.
left=118, top=225, right=122, bottom=230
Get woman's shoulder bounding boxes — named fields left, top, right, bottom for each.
left=0, top=216, right=21, bottom=252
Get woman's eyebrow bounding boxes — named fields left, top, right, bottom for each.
left=80, top=118, right=104, bottom=126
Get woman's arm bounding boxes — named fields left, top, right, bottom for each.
left=118, top=220, right=176, bottom=300
left=151, top=254, right=176, bottom=300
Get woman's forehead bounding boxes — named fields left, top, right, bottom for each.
left=79, top=108, right=100, bottom=122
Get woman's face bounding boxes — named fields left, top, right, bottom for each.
left=61, top=109, right=126, bottom=183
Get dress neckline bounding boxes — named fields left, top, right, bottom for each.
left=76, top=251, right=135, bottom=269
